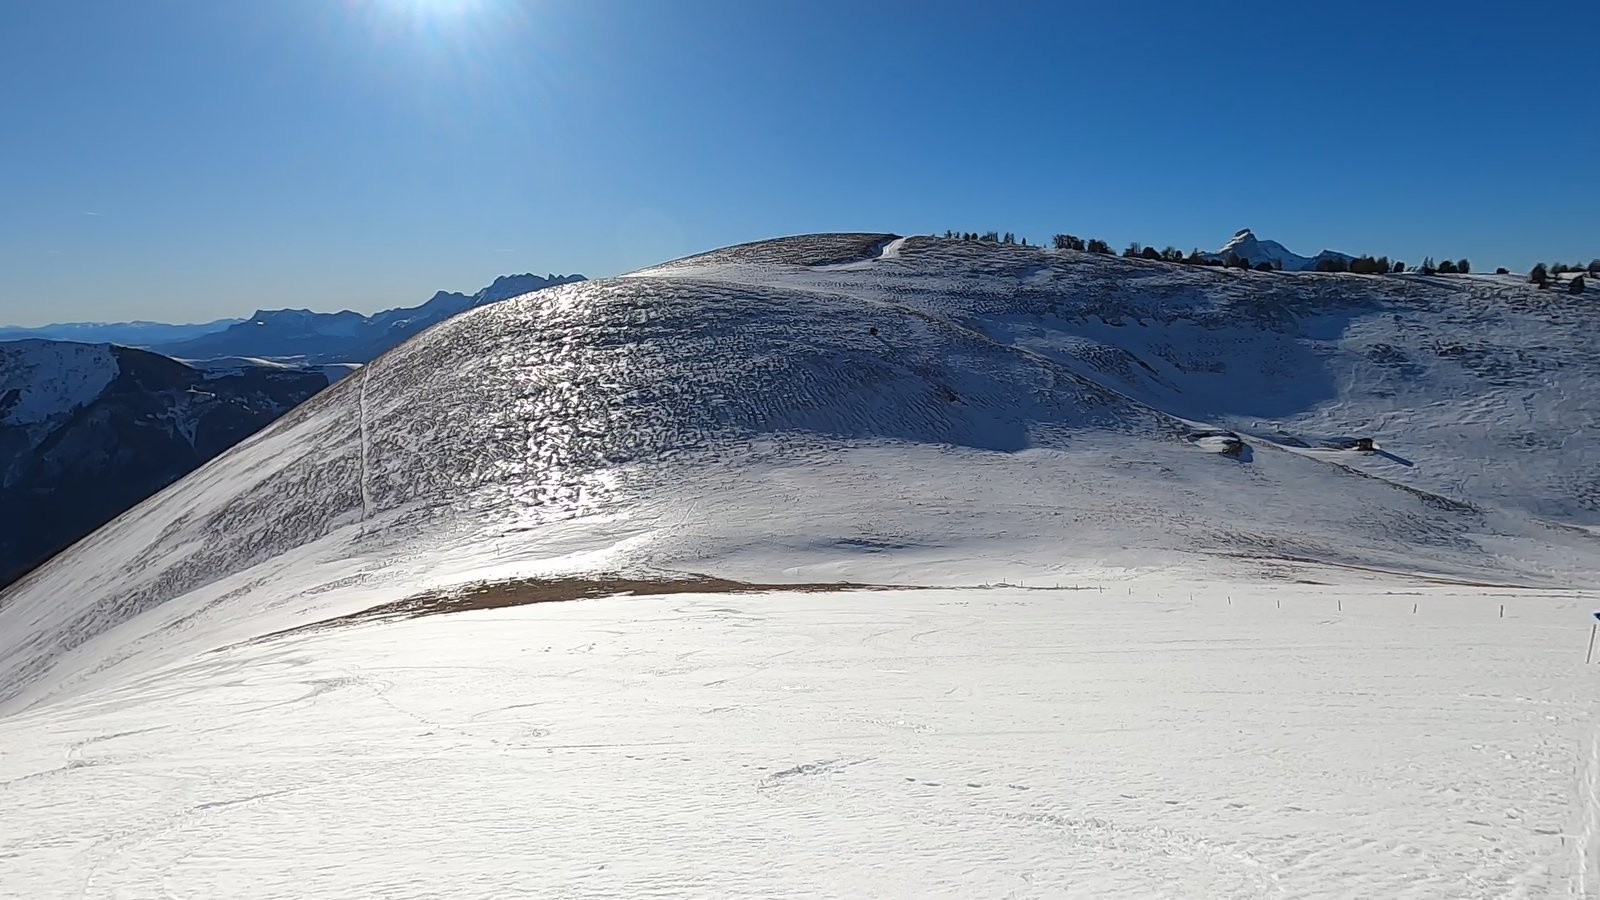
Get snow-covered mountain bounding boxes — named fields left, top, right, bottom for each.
left=3, top=236, right=1598, bottom=897
left=0, top=339, right=328, bottom=590
left=148, top=272, right=585, bottom=364
left=0, top=317, right=242, bottom=345
left=1208, top=227, right=1355, bottom=270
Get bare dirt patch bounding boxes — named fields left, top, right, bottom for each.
left=239, top=575, right=885, bottom=647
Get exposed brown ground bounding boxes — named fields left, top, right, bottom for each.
left=237, top=575, right=886, bottom=648
left=349, top=575, right=878, bottom=622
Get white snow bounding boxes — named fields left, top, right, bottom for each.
left=2, top=578, right=1597, bottom=898
left=3, top=234, right=1600, bottom=897
left=0, top=339, right=118, bottom=427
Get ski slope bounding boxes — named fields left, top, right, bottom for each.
left=2, top=234, right=1599, bottom=897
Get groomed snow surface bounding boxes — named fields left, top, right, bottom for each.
left=2, top=576, right=1597, bottom=898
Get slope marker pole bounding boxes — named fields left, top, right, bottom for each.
left=1586, top=623, right=1597, bottom=665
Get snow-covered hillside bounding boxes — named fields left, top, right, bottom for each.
left=2, top=235, right=1598, bottom=897
left=0, top=339, right=119, bottom=428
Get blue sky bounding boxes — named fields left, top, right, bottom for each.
left=2, top=0, right=1596, bottom=326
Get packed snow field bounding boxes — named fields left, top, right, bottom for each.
left=3, top=234, right=1599, bottom=897
left=3, top=579, right=1597, bottom=898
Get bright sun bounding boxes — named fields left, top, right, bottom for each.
left=398, top=0, right=486, bottom=16
left=365, top=0, right=504, bottom=43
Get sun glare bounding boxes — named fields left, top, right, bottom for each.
left=370, top=0, right=500, bottom=36
left=397, top=0, right=486, bottom=16
left=352, top=0, right=530, bottom=66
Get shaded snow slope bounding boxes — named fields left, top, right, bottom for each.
left=3, top=234, right=1599, bottom=714
left=0, top=342, right=328, bottom=592
left=644, top=235, right=1600, bottom=528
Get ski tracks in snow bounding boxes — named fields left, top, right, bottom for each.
left=1579, top=723, right=1600, bottom=898
left=356, top=364, right=373, bottom=531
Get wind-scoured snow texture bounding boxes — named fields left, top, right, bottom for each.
left=3, top=233, right=1600, bottom=712
left=644, top=235, right=1600, bottom=525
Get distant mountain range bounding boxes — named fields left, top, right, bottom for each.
left=148, top=273, right=585, bottom=365
left=0, top=318, right=243, bottom=346
left=1205, top=229, right=1355, bottom=271
left=1, top=272, right=586, bottom=365
left=0, top=339, right=329, bottom=591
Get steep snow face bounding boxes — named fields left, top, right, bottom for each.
left=1212, top=228, right=1353, bottom=270
left=4, top=234, right=1600, bottom=716
left=0, top=340, right=117, bottom=429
